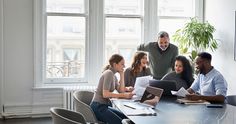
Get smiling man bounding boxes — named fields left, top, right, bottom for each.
left=137, top=31, right=178, bottom=79
left=187, top=52, right=228, bottom=103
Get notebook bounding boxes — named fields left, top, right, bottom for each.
left=123, top=86, right=164, bottom=109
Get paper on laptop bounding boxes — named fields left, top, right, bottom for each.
left=171, top=87, right=190, bottom=97
left=132, top=75, right=153, bottom=97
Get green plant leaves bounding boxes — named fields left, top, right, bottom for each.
left=172, top=17, right=218, bottom=61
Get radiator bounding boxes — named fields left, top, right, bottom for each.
left=63, top=86, right=96, bottom=110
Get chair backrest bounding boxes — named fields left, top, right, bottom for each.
left=149, top=79, right=177, bottom=96
left=226, top=95, right=236, bottom=106
left=73, top=90, right=98, bottom=123
left=50, top=107, right=86, bottom=124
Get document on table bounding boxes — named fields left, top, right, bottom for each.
left=123, top=107, right=156, bottom=116
left=171, top=87, right=190, bottom=97
left=177, top=98, right=210, bottom=105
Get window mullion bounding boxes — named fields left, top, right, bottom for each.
left=88, top=0, right=104, bottom=85
left=144, top=0, right=158, bottom=43
left=106, top=14, right=142, bottom=18
left=46, top=12, right=87, bottom=17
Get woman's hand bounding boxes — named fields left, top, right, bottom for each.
left=123, top=92, right=134, bottom=99
left=125, top=86, right=134, bottom=92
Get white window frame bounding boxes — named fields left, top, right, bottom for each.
left=157, top=0, right=204, bottom=31
left=34, top=0, right=203, bottom=87
left=0, top=0, right=4, bottom=112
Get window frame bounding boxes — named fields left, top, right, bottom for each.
left=34, top=0, right=203, bottom=87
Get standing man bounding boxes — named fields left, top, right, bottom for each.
left=186, top=52, right=228, bottom=103
left=137, top=31, right=178, bottom=79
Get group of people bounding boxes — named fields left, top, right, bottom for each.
left=90, top=31, right=228, bottom=124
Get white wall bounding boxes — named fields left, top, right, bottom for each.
left=205, top=0, right=236, bottom=95
left=0, top=0, right=63, bottom=117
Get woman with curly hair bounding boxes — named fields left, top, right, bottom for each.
left=124, top=51, right=151, bottom=87
left=162, top=55, right=194, bottom=89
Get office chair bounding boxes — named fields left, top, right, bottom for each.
left=50, top=107, right=86, bottom=124
left=226, top=95, right=236, bottom=106
left=73, top=90, right=102, bottom=123
left=149, top=79, right=177, bottom=97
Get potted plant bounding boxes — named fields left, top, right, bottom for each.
left=172, top=18, right=218, bottom=62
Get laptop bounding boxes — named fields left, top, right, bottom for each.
left=149, top=79, right=177, bottom=96
left=123, top=86, right=163, bottom=109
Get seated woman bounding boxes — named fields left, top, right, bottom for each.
left=90, top=54, right=134, bottom=124
left=162, top=55, right=194, bottom=90
left=124, top=51, right=151, bottom=87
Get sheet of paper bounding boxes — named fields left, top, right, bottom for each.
left=123, top=106, right=156, bottom=116
left=171, top=87, right=190, bottom=97
left=132, top=75, right=152, bottom=96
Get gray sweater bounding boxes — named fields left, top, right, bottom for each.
left=124, top=67, right=151, bottom=87
left=92, top=67, right=119, bottom=104
left=138, top=42, right=178, bottom=79
left=162, top=71, right=188, bottom=90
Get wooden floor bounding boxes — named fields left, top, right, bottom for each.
left=0, top=117, right=52, bottom=124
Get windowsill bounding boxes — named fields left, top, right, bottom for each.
left=33, top=82, right=97, bottom=89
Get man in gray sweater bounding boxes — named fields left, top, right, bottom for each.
left=137, top=31, right=178, bottom=80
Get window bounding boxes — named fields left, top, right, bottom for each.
left=34, top=0, right=202, bottom=85
left=158, top=0, right=202, bottom=40
left=45, top=0, right=87, bottom=83
left=104, top=0, right=143, bottom=67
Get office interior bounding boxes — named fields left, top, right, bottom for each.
left=0, top=0, right=236, bottom=120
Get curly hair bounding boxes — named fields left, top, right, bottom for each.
left=130, top=51, right=147, bottom=76
left=175, top=56, right=194, bottom=87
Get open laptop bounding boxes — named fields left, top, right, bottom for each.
left=123, top=86, right=163, bottom=109
left=149, top=79, right=177, bottom=96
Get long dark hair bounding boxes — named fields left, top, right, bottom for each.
left=103, top=54, right=124, bottom=72
left=175, top=56, right=194, bottom=87
left=130, top=51, right=147, bottom=76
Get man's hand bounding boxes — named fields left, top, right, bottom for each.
left=186, top=94, right=201, bottom=101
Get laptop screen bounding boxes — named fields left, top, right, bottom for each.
left=140, top=86, right=164, bottom=106
left=149, top=79, right=177, bottom=96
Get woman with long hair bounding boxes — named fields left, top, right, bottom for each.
left=90, top=54, right=133, bottom=124
left=124, top=51, right=151, bottom=87
left=162, top=55, right=194, bottom=89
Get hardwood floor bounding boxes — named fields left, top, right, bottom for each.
left=0, top=117, right=52, bottom=124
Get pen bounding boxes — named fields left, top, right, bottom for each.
left=124, top=104, right=136, bottom=109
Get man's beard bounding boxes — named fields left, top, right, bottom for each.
left=159, top=45, right=168, bottom=51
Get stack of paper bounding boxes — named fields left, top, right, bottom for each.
left=123, top=107, right=156, bottom=116
left=171, top=87, right=210, bottom=104
left=177, top=98, right=210, bottom=104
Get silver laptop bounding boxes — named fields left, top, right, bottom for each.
left=123, top=86, right=163, bottom=109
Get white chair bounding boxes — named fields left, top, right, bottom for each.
left=50, top=107, right=86, bottom=124
left=226, top=95, right=236, bottom=106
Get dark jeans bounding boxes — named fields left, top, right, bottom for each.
left=90, top=101, right=127, bottom=124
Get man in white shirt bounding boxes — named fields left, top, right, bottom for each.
left=187, top=52, right=227, bottom=103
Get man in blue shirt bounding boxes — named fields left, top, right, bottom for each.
left=187, top=52, right=227, bottom=103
